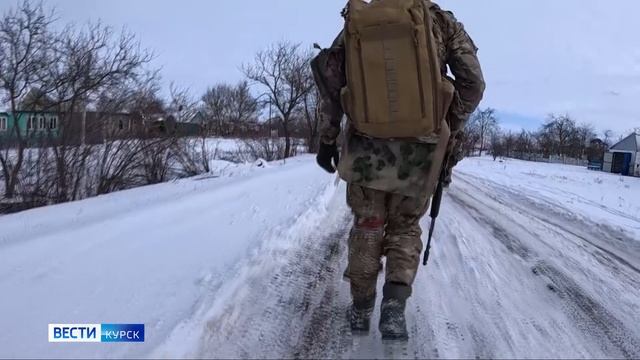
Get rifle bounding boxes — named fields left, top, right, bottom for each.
left=423, top=156, right=449, bottom=266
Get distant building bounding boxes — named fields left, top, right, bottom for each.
left=603, top=133, right=640, bottom=177
left=185, top=111, right=206, bottom=126
left=0, top=111, right=61, bottom=143
left=0, top=107, right=207, bottom=147
left=0, top=110, right=141, bottom=146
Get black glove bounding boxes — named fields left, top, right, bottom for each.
left=316, top=142, right=340, bottom=174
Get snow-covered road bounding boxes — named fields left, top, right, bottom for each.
left=1, top=156, right=639, bottom=359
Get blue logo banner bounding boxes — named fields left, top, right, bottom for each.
left=100, top=324, right=145, bottom=343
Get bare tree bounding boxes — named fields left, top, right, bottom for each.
left=202, top=83, right=233, bottom=136
left=243, top=42, right=314, bottom=158
left=514, top=130, right=535, bottom=158
left=489, top=129, right=504, bottom=160
left=503, top=131, right=517, bottom=158
left=201, top=81, right=261, bottom=137
left=106, top=69, right=164, bottom=120
left=542, top=114, right=576, bottom=157
left=535, top=128, right=554, bottom=158
left=460, top=124, right=481, bottom=157
left=169, top=84, right=217, bottom=176
left=470, top=108, right=499, bottom=156
left=44, top=23, right=152, bottom=202
left=229, top=81, right=261, bottom=135
left=464, top=113, right=477, bottom=156
left=167, top=83, right=197, bottom=125
left=111, top=75, right=175, bottom=186
left=570, top=123, right=596, bottom=159
left=0, top=0, right=53, bottom=199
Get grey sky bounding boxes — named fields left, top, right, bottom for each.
left=3, top=0, right=639, bottom=135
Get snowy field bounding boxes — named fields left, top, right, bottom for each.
left=0, top=156, right=639, bottom=359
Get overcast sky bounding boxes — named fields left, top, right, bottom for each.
left=2, top=0, right=639, bottom=135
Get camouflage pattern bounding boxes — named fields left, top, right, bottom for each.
left=345, top=184, right=429, bottom=302
left=318, top=97, right=343, bottom=146
left=319, top=1, right=485, bottom=197
left=339, top=133, right=439, bottom=198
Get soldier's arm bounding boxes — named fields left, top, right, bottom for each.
left=318, top=31, right=346, bottom=145
left=441, top=10, right=486, bottom=137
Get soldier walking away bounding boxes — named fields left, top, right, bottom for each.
left=312, top=0, right=485, bottom=341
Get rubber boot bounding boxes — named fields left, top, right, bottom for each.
left=379, top=282, right=411, bottom=341
left=350, top=295, right=375, bottom=334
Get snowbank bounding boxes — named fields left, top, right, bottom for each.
left=0, top=155, right=338, bottom=359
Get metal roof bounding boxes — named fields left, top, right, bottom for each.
left=610, top=133, right=640, bottom=152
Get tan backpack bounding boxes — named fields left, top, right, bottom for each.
left=341, top=0, right=454, bottom=141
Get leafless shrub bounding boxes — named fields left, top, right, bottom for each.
left=94, top=138, right=143, bottom=195
left=140, top=137, right=174, bottom=184
left=235, top=137, right=301, bottom=163
left=171, top=138, right=201, bottom=177
left=19, top=142, right=55, bottom=204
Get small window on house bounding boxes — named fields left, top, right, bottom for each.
left=27, top=116, right=35, bottom=130
left=49, top=116, right=57, bottom=130
left=118, top=119, right=124, bottom=130
left=38, top=116, right=45, bottom=130
left=0, top=117, right=7, bottom=131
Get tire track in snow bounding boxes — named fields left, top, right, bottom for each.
left=531, top=261, right=640, bottom=359
left=449, top=176, right=640, bottom=359
left=193, top=210, right=353, bottom=359
left=289, top=229, right=351, bottom=359
left=458, top=173, right=640, bottom=277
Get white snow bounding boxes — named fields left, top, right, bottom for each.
left=204, top=137, right=241, bottom=153
left=0, top=155, right=639, bottom=359
left=0, top=156, right=337, bottom=358
left=414, top=157, right=640, bottom=359
left=456, top=157, right=640, bottom=238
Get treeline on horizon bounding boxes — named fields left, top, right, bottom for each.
left=461, top=108, right=635, bottom=163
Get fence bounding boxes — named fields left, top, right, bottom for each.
left=507, top=152, right=588, bottom=166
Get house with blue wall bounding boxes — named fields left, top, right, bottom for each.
left=603, top=132, right=640, bottom=177
left=0, top=110, right=136, bottom=145
left=0, top=111, right=61, bottom=142
left=1, top=108, right=202, bottom=146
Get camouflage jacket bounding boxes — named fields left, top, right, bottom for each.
left=319, top=1, right=485, bottom=198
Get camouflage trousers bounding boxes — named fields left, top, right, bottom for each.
left=345, top=184, right=431, bottom=302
